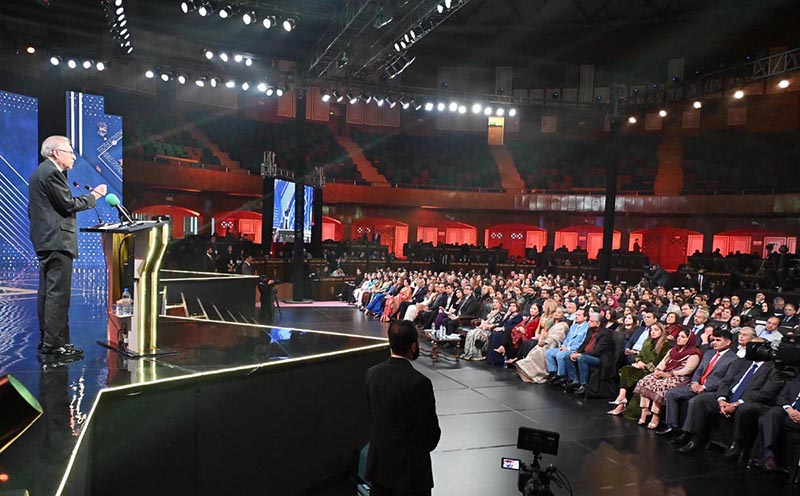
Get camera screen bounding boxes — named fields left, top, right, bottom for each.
left=501, top=457, right=520, bottom=470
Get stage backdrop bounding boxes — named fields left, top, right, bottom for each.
left=65, top=91, right=124, bottom=268
left=0, top=90, right=39, bottom=267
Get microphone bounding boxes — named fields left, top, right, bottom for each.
left=105, top=193, right=134, bottom=224
left=74, top=182, right=105, bottom=226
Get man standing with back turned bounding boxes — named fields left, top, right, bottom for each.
left=366, top=320, right=441, bottom=496
left=29, top=135, right=106, bottom=358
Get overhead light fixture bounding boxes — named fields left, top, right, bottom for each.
left=177, top=74, right=188, bottom=84
left=82, top=60, right=93, bottom=69
left=275, top=85, right=285, bottom=96
left=332, top=90, right=343, bottom=103
left=496, top=108, right=505, bottom=116
left=195, top=77, right=206, bottom=87
left=125, top=45, right=133, bottom=54
left=658, top=109, right=667, bottom=117
left=25, top=45, right=36, bottom=55
left=160, top=72, right=172, bottom=82
left=445, top=0, right=453, bottom=8
left=398, top=96, right=408, bottom=109
left=219, top=4, right=237, bottom=18
left=204, top=49, right=214, bottom=60
left=347, top=90, right=357, bottom=104
left=471, top=103, right=482, bottom=114
left=257, top=82, right=268, bottom=92
left=403, top=33, right=411, bottom=44
left=115, top=6, right=124, bottom=15
left=210, top=77, right=220, bottom=88
left=627, top=116, right=637, bottom=124
left=692, top=101, right=702, bottom=109
left=219, top=52, right=229, bottom=62
left=144, top=69, right=155, bottom=78
left=376, top=98, right=384, bottom=107
left=436, top=102, right=445, bottom=112
left=386, top=95, right=396, bottom=108
left=234, top=54, right=244, bottom=63
left=483, top=106, right=492, bottom=116
left=241, top=81, right=250, bottom=91
left=265, top=86, right=274, bottom=96
left=119, top=19, right=127, bottom=28
left=508, top=108, right=517, bottom=117
left=394, top=42, right=401, bottom=52
left=262, top=15, right=276, bottom=29
left=436, top=4, right=445, bottom=14
left=409, top=28, right=417, bottom=40
left=49, top=55, right=61, bottom=66
left=198, top=2, right=216, bottom=17
left=96, top=61, right=106, bottom=71
left=114, top=0, right=123, bottom=6
left=321, top=89, right=331, bottom=102
left=282, top=17, right=296, bottom=32
left=225, top=79, right=236, bottom=88
left=448, top=102, right=458, bottom=112
left=242, top=10, right=257, bottom=25
left=245, top=57, right=253, bottom=67
left=733, top=90, right=744, bottom=99
left=180, top=1, right=196, bottom=14
left=413, top=99, right=422, bottom=111
left=778, top=79, right=790, bottom=89
left=424, top=102, right=434, bottom=111
left=458, top=105, right=466, bottom=114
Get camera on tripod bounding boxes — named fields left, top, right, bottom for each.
left=501, top=427, right=571, bottom=496
left=745, top=330, right=800, bottom=376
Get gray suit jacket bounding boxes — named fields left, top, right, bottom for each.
left=28, top=159, right=96, bottom=258
left=689, top=349, right=737, bottom=392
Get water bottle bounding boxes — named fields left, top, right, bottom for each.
left=119, top=287, right=133, bottom=316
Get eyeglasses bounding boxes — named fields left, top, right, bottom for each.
left=56, top=148, right=76, bottom=156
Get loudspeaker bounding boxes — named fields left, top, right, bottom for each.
left=0, top=375, right=43, bottom=454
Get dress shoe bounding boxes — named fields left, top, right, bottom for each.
left=670, top=432, right=690, bottom=445
left=573, top=385, right=587, bottom=395
left=678, top=440, right=700, bottom=454
left=722, top=442, right=741, bottom=460
left=762, top=456, right=789, bottom=475
left=563, top=380, right=579, bottom=393
left=39, top=346, right=84, bottom=358
left=655, top=425, right=674, bottom=436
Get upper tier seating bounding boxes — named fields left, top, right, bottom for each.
left=508, top=136, right=658, bottom=193
left=682, top=131, right=800, bottom=194
left=128, top=112, right=222, bottom=167
left=351, top=130, right=502, bottom=191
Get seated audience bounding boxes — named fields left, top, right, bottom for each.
left=462, top=297, right=505, bottom=360
left=563, top=313, right=615, bottom=395
left=516, top=307, right=569, bottom=383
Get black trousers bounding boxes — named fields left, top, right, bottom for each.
left=759, top=406, right=800, bottom=454
left=37, top=250, right=73, bottom=348
left=684, top=392, right=767, bottom=447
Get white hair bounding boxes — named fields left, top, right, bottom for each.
left=40, top=135, right=69, bottom=158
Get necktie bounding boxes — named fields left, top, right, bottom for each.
left=793, top=393, right=800, bottom=409
left=730, top=363, right=759, bottom=402
left=699, top=352, right=720, bottom=385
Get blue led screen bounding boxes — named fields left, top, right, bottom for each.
left=272, top=179, right=313, bottom=243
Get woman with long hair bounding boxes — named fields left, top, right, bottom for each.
left=607, top=322, right=671, bottom=416
left=462, top=297, right=504, bottom=360
left=663, top=311, right=683, bottom=340
left=632, top=329, right=701, bottom=429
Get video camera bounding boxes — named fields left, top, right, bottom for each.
left=501, top=427, right=571, bottom=496
left=745, top=330, right=800, bottom=377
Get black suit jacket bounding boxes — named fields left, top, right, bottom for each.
left=456, top=294, right=480, bottom=318
left=366, top=357, right=440, bottom=492
left=411, top=286, right=429, bottom=304
left=28, top=159, right=96, bottom=258
left=717, top=359, right=784, bottom=405
left=689, top=349, right=737, bottom=392
left=775, top=377, right=800, bottom=409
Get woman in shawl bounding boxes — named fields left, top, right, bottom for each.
left=515, top=307, right=569, bottom=383
left=461, top=297, right=504, bottom=360
left=381, top=278, right=412, bottom=322
left=632, top=328, right=701, bottom=429
left=607, top=322, right=671, bottom=416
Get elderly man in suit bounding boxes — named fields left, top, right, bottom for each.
left=677, top=339, right=784, bottom=458
left=657, top=327, right=737, bottom=438
left=29, top=136, right=106, bottom=359
left=366, top=320, right=440, bottom=496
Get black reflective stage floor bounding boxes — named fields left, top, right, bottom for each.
left=1, top=269, right=798, bottom=496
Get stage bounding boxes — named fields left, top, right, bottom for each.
left=1, top=268, right=798, bottom=495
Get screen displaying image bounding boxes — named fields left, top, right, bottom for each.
left=65, top=91, right=124, bottom=268
left=272, top=178, right=313, bottom=243
left=0, top=90, right=38, bottom=267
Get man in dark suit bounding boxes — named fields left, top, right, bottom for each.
left=419, top=283, right=454, bottom=330
left=753, top=375, right=800, bottom=472
left=443, top=284, right=480, bottom=334
left=779, top=303, right=799, bottom=328
left=677, top=341, right=784, bottom=458
left=397, top=279, right=428, bottom=321
left=240, top=254, right=256, bottom=275
left=29, top=136, right=106, bottom=359
left=366, top=320, right=441, bottom=496
left=658, top=328, right=737, bottom=437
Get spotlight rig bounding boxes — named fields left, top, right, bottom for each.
left=104, top=0, right=133, bottom=54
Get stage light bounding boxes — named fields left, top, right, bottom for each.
left=117, top=12, right=125, bottom=21
left=95, top=61, right=106, bottom=71
left=693, top=101, right=702, bottom=109
left=394, top=42, right=401, bottom=52
left=409, top=28, right=417, bottom=39
left=436, top=102, right=445, bottom=111
left=658, top=109, right=667, bottom=117
left=219, top=52, right=229, bottom=62
left=219, top=4, right=237, bottom=19
left=282, top=17, right=296, bottom=32
left=257, top=82, right=268, bottom=92
left=496, top=107, right=505, bottom=116
left=119, top=19, right=127, bottom=28
left=778, top=79, right=790, bottom=89
left=733, top=90, right=744, bottom=99
left=82, top=60, right=92, bottom=69
left=180, top=1, right=196, bottom=14
left=160, top=72, right=172, bottom=82
left=204, top=49, right=214, bottom=60
left=413, top=100, right=422, bottom=111
left=195, top=77, right=206, bottom=87
left=198, top=2, right=216, bottom=17
left=424, top=102, right=434, bottom=111
left=210, top=77, right=220, bottom=88
left=25, top=45, right=36, bottom=54
left=437, top=4, right=445, bottom=14
left=225, top=79, right=236, bottom=88
left=376, top=98, right=384, bottom=107
left=49, top=56, right=61, bottom=66
left=262, top=15, right=276, bottom=29
left=359, top=91, right=370, bottom=103
left=483, top=106, right=492, bottom=116
left=403, top=33, right=411, bottom=44
left=275, top=85, right=285, bottom=96
left=234, top=54, right=244, bottom=63
left=241, top=81, right=250, bottom=91
left=265, top=86, right=274, bottom=96
left=119, top=27, right=128, bottom=36
left=399, top=40, right=407, bottom=50
left=458, top=105, right=466, bottom=114
left=115, top=6, right=124, bottom=15
left=447, top=102, right=457, bottom=112
left=386, top=95, right=396, bottom=108
left=628, top=116, right=637, bottom=124
left=321, top=89, right=331, bottom=102
left=177, top=74, right=188, bottom=84
left=242, top=10, right=257, bottom=25
left=509, top=108, right=517, bottom=117
left=471, top=103, right=482, bottom=114
left=145, top=69, right=155, bottom=78
left=125, top=45, right=133, bottom=54
left=245, top=57, right=253, bottom=67
left=445, top=0, right=453, bottom=8
left=115, top=0, right=123, bottom=6
left=332, top=89, right=343, bottom=103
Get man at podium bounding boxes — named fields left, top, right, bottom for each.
left=29, top=135, right=107, bottom=359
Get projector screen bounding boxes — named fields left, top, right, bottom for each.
left=0, top=90, right=39, bottom=267
left=65, top=91, right=124, bottom=268
left=273, top=178, right=313, bottom=243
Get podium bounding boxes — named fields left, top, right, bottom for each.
left=81, top=220, right=171, bottom=357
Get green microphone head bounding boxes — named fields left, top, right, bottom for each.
left=105, top=193, right=120, bottom=207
